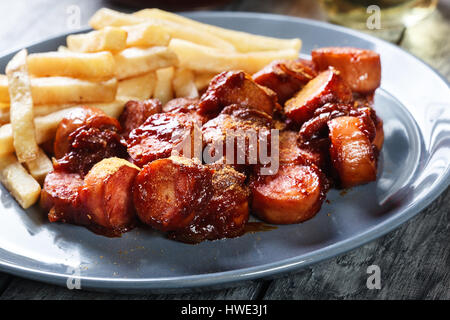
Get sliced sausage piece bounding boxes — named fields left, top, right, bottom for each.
left=54, top=106, right=120, bottom=159
left=41, top=170, right=85, bottom=225
left=198, top=71, right=279, bottom=117
left=285, top=68, right=352, bottom=124
left=169, top=165, right=250, bottom=243
left=202, top=104, right=273, bottom=171
left=79, top=157, right=140, bottom=235
left=328, top=116, right=377, bottom=188
left=126, top=112, right=200, bottom=167
left=53, top=106, right=127, bottom=176
left=312, top=47, right=381, bottom=93
left=373, top=116, right=384, bottom=152
left=253, top=59, right=317, bottom=103
left=133, top=156, right=214, bottom=232
left=162, top=97, right=207, bottom=124
left=250, top=163, right=327, bottom=224
left=119, top=99, right=162, bottom=137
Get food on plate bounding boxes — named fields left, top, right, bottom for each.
left=198, top=70, right=280, bottom=117
left=117, top=71, right=156, bottom=100
left=0, top=7, right=384, bottom=245
left=6, top=49, right=39, bottom=163
left=133, top=156, right=213, bottom=231
left=284, top=68, right=353, bottom=124
left=66, top=27, right=127, bottom=53
left=0, top=153, right=41, bottom=209
left=312, top=47, right=381, bottom=93
left=27, top=51, right=116, bottom=80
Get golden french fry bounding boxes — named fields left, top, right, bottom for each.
left=90, top=8, right=147, bottom=29
left=114, top=46, right=178, bottom=80
left=0, top=97, right=128, bottom=156
left=154, top=67, right=174, bottom=104
left=0, top=98, right=129, bottom=125
left=66, top=26, right=127, bottom=53
left=117, top=72, right=156, bottom=100
left=194, top=71, right=217, bottom=91
left=121, top=23, right=170, bottom=47
left=6, top=49, right=39, bottom=163
left=24, top=147, right=53, bottom=185
left=134, top=8, right=301, bottom=53
left=173, top=68, right=198, bottom=99
left=90, top=8, right=235, bottom=52
left=168, top=38, right=299, bottom=74
left=27, top=51, right=116, bottom=80
left=0, top=153, right=41, bottom=209
left=0, top=75, right=9, bottom=103
left=57, top=45, right=71, bottom=53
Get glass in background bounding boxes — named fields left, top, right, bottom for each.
left=319, top=0, right=439, bottom=41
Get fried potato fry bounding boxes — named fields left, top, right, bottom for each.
left=134, top=8, right=302, bottom=53
left=6, top=49, right=39, bottom=163
left=169, top=39, right=299, bottom=74
left=0, top=97, right=128, bottom=156
left=173, top=68, right=198, bottom=98
left=154, top=67, right=174, bottom=104
left=117, top=72, right=156, bottom=100
left=0, top=75, right=9, bottom=103
left=0, top=97, right=129, bottom=124
left=0, top=77, right=117, bottom=104
left=90, top=8, right=235, bottom=52
left=27, top=51, right=116, bottom=80
left=121, top=23, right=170, bottom=47
left=0, top=153, right=41, bottom=209
left=114, top=46, right=178, bottom=80
left=24, top=147, right=53, bottom=185
left=194, top=71, right=217, bottom=91
left=66, top=26, right=127, bottom=53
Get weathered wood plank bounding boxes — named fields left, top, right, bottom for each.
left=262, top=187, right=450, bottom=300
left=0, top=277, right=265, bottom=300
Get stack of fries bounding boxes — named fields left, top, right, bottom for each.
left=0, top=8, right=301, bottom=209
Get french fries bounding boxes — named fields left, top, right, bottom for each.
left=0, top=76, right=117, bottom=104
left=0, top=75, right=8, bottom=103
left=90, top=8, right=236, bottom=52
left=173, top=68, right=198, bottom=99
left=27, top=51, right=116, bottom=80
left=117, top=72, right=156, bottom=100
left=6, top=49, right=39, bottom=163
left=169, top=38, right=299, bottom=74
left=154, top=67, right=174, bottom=104
left=24, top=147, right=53, bottom=185
left=0, top=98, right=128, bottom=156
left=114, top=46, right=178, bottom=80
left=66, top=26, right=127, bottom=53
left=0, top=154, right=41, bottom=209
left=121, top=23, right=170, bottom=47
left=194, top=71, right=217, bottom=91
left=134, top=8, right=302, bottom=53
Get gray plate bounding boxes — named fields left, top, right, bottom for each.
left=0, top=12, right=449, bottom=293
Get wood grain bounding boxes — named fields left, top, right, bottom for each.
left=0, top=0, right=448, bottom=300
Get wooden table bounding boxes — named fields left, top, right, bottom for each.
left=0, top=0, right=448, bottom=300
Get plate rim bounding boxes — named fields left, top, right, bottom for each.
left=0, top=11, right=449, bottom=291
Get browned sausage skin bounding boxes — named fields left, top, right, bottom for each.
left=162, top=97, right=207, bottom=124
left=53, top=106, right=127, bottom=176
left=250, top=163, right=327, bottom=224
left=312, top=47, right=381, bottom=93
left=42, top=158, right=140, bottom=237
left=79, top=158, right=140, bottom=235
left=328, top=116, right=378, bottom=188
left=198, top=70, right=280, bottom=117
left=253, top=59, right=317, bottom=104
left=169, top=165, right=250, bottom=243
left=119, top=99, right=162, bottom=137
left=126, top=112, right=201, bottom=168
left=41, top=170, right=85, bottom=225
left=202, top=104, right=273, bottom=172
left=133, top=156, right=214, bottom=232
left=285, top=68, right=353, bottom=124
